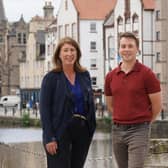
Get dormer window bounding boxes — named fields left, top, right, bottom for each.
left=117, top=17, right=123, bottom=25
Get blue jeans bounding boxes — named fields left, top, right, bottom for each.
left=112, top=122, right=151, bottom=168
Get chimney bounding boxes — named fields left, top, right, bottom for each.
left=43, top=1, right=54, bottom=20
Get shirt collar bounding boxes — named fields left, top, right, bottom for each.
left=116, top=60, right=141, bottom=74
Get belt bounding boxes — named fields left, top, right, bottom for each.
left=73, top=114, right=87, bottom=120
left=113, top=121, right=150, bottom=129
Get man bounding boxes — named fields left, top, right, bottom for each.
left=105, top=32, right=162, bottom=168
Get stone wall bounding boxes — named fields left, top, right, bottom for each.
left=151, top=120, right=168, bottom=138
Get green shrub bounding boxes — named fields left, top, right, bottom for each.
left=21, top=112, right=30, bottom=127
left=33, top=119, right=41, bottom=127
left=103, top=116, right=112, bottom=125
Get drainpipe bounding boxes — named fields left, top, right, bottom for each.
left=151, top=11, right=154, bottom=70
left=77, top=12, right=80, bottom=43
left=141, top=3, right=144, bottom=63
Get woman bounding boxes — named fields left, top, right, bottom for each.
left=40, top=37, right=96, bottom=168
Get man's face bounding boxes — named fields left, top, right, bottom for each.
left=119, top=37, right=138, bottom=62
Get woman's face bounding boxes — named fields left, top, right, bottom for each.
left=59, top=43, right=77, bottom=67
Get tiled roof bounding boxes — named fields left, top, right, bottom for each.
left=73, top=0, right=117, bottom=20
left=142, top=0, right=155, bottom=10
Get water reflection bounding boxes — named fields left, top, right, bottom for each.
left=0, top=128, right=42, bottom=143
left=0, top=128, right=113, bottom=168
left=86, top=132, right=113, bottom=168
left=0, top=128, right=167, bottom=168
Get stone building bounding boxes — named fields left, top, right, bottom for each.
left=0, top=0, right=8, bottom=96
left=0, top=0, right=28, bottom=96
left=19, top=1, right=55, bottom=107
left=7, top=16, right=28, bottom=96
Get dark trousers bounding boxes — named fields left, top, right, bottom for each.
left=46, top=117, right=91, bottom=168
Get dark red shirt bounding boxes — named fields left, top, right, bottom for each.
left=105, top=61, right=161, bottom=124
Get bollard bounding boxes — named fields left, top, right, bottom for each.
left=4, top=107, right=7, bottom=116
left=12, top=107, right=16, bottom=117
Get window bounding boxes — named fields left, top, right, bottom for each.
left=65, top=24, right=69, bottom=36
left=117, top=17, right=124, bottom=33
left=117, top=17, right=123, bottom=25
left=17, top=33, right=22, bottom=44
left=90, top=59, right=96, bottom=68
left=156, top=10, right=160, bottom=20
left=125, top=17, right=131, bottom=31
left=72, top=23, right=77, bottom=40
left=0, top=35, right=3, bottom=43
left=23, top=33, right=26, bottom=44
left=90, top=23, right=96, bottom=33
left=47, top=61, right=51, bottom=71
left=125, top=17, right=130, bottom=24
left=47, top=45, right=50, bottom=55
left=39, top=44, right=45, bottom=56
left=156, top=73, right=161, bottom=80
left=156, top=52, right=161, bottom=62
left=156, top=31, right=160, bottom=41
left=53, top=44, right=56, bottom=53
left=58, top=25, right=63, bottom=39
left=91, top=77, right=97, bottom=86
left=132, top=14, right=139, bottom=31
left=132, top=14, right=139, bottom=23
left=21, top=51, right=26, bottom=58
left=108, top=36, right=115, bottom=59
left=90, top=41, right=96, bottom=51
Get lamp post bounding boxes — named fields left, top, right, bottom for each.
left=6, top=34, right=12, bottom=95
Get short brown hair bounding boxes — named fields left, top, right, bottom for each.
left=52, top=37, right=86, bottom=72
left=119, top=32, right=139, bottom=48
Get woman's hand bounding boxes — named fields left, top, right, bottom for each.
left=46, top=141, right=58, bottom=155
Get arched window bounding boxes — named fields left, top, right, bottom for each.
left=117, top=16, right=123, bottom=25
left=132, top=14, right=139, bottom=23
left=125, top=17, right=131, bottom=31
left=72, top=23, right=77, bottom=40
left=132, top=14, right=139, bottom=31
left=117, top=16, right=124, bottom=33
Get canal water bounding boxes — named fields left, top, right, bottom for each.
left=0, top=128, right=168, bottom=168
left=0, top=128, right=115, bottom=168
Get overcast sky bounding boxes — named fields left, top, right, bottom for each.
left=3, top=0, right=61, bottom=22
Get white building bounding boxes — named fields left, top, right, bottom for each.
left=56, top=0, right=114, bottom=94
left=104, top=0, right=156, bottom=75
left=45, top=19, right=57, bottom=73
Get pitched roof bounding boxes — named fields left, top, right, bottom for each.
left=142, top=0, right=155, bottom=10
left=73, top=0, right=117, bottom=20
